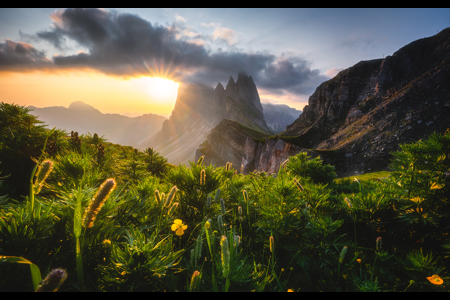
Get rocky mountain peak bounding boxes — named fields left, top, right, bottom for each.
left=215, top=82, right=225, bottom=92
left=226, top=75, right=236, bottom=89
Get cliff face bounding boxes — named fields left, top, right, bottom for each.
left=195, top=119, right=269, bottom=170
left=214, top=72, right=272, bottom=133
left=244, top=28, right=450, bottom=176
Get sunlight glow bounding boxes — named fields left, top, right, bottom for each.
left=136, top=77, right=179, bottom=102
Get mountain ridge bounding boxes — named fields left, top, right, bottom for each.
left=29, top=102, right=167, bottom=147
left=242, top=27, right=450, bottom=176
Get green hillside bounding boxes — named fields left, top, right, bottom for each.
left=1, top=102, right=449, bottom=292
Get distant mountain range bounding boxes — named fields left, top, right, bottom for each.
left=28, top=101, right=167, bottom=147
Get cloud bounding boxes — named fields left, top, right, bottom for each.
left=325, top=67, right=344, bottom=78
left=0, top=39, right=51, bottom=68
left=255, top=56, right=328, bottom=95
left=4, top=8, right=326, bottom=102
left=212, top=27, right=240, bottom=45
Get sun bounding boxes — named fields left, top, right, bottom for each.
left=134, top=76, right=179, bottom=103
left=147, top=77, right=179, bottom=101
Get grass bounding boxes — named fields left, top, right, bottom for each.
left=335, top=171, right=392, bottom=183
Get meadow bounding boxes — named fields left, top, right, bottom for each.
left=0, top=102, right=449, bottom=292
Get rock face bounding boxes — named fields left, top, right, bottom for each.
left=240, top=138, right=303, bottom=174
left=215, top=72, right=272, bottom=133
left=139, top=72, right=272, bottom=164
left=246, top=27, right=450, bottom=176
left=195, top=119, right=269, bottom=170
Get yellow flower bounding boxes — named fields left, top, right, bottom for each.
left=205, top=220, right=210, bottom=229
left=171, top=219, right=187, bottom=236
left=427, top=275, right=443, bottom=285
left=287, top=289, right=294, bottom=292
left=356, top=259, right=362, bottom=264
left=430, top=182, right=444, bottom=189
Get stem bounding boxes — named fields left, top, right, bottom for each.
left=76, top=236, right=85, bottom=292
left=204, top=226, right=218, bottom=292
left=73, top=185, right=85, bottom=291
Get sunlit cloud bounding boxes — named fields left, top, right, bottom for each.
left=325, top=67, right=344, bottom=78
left=212, top=27, right=241, bottom=45
left=3, top=8, right=327, bottom=101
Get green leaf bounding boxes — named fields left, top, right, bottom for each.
left=0, top=256, right=42, bottom=291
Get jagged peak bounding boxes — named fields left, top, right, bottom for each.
left=236, top=71, right=250, bottom=84
left=215, top=82, right=225, bottom=92
left=227, top=75, right=235, bottom=86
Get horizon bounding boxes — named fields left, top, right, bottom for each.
left=1, top=8, right=449, bottom=116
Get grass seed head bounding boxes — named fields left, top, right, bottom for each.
left=82, top=178, right=116, bottom=228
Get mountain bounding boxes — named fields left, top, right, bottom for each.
left=241, top=27, right=450, bottom=176
left=262, top=103, right=302, bottom=133
left=137, top=72, right=272, bottom=164
left=195, top=119, right=270, bottom=171
left=29, top=101, right=167, bottom=147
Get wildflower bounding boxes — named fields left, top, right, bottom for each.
left=155, top=190, right=162, bottom=206
left=167, top=202, right=179, bottom=216
left=164, top=186, right=178, bottom=207
left=36, top=268, right=67, bottom=292
left=234, top=235, right=241, bottom=248
left=220, top=198, right=226, bottom=215
left=287, top=289, right=294, bottom=292
left=344, top=197, right=352, bottom=209
left=214, top=189, right=221, bottom=203
left=206, top=196, right=212, bottom=209
left=243, top=190, right=248, bottom=202
left=34, top=160, right=54, bottom=194
left=376, top=237, right=382, bottom=252
left=339, top=246, right=348, bottom=263
left=82, top=178, right=116, bottom=228
left=220, top=236, right=230, bottom=278
left=356, top=259, right=362, bottom=264
left=190, top=270, right=201, bottom=292
left=269, top=236, right=274, bottom=253
left=200, top=169, right=206, bottom=185
left=217, top=215, right=224, bottom=234
left=171, top=219, right=188, bottom=236
left=194, top=234, right=203, bottom=261
left=343, top=274, right=347, bottom=280
left=204, top=220, right=210, bottom=229
left=430, top=182, right=443, bottom=189
left=427, top=275, right=443, bottom=285
left=103, top=239, right=111, bottom=246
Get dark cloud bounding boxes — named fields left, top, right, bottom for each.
left=5, top=8, right=326, bottom=99
left=0, top=39, right=50, bottom=67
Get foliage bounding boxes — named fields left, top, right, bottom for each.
left=285, top=152, right=337, bottom=185
left=1, top=104, right=449, bottom=292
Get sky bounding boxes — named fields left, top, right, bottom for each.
left=1, top=8, right=449, bottom=117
